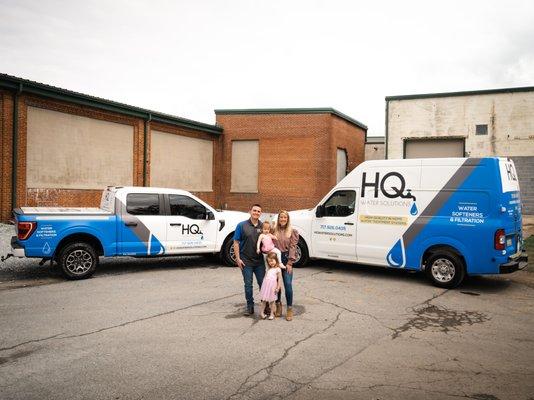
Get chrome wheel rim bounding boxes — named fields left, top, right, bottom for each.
left=65, top=249, right=93, bottom=275
left=294, top=244, right=302, bottom=264
left=431, top=258, right=455, bottom=283
left=229, top=245, right=237, bottom=263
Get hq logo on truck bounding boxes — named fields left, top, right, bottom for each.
left=361, top=172, right=418, bottom=215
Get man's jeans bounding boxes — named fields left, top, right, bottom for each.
left=241, top=263, right=265, bottom=307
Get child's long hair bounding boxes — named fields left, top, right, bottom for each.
left=266, top=252, right=280, bottom=268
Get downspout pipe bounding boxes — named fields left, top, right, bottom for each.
left=142, top=113, right=152, bottom=186
left=385, top=99, right=389, bottom=159
left=11, top=83, right=22, bottom=211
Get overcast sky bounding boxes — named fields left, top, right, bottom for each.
left=1, top=0, right=533, bottom=135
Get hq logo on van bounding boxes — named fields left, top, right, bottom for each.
left=360, top=172, right=418, bottom=215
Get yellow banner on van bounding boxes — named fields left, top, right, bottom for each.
left=359, top=215, right=408, bottom=225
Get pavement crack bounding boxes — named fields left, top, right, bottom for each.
left=226, top=311, right=343, bottom=400
left=280, top=334, right=387, bottom=399
left=0, top=292, right=240, bottom=352
left=310, top=295, right=394, bottom=331
left=0, top=333, right=65, bottom=352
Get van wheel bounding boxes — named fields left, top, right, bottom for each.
left=293, top=238, right=309, bottom=267
left=58, top=242, right=98, bottom=280
left=220, top=236, right=237, bottom=267
left=425, top=250, right=465, bottom=288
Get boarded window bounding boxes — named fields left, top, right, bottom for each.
left=231, top=140, right=259, bottom=193
left=26, top=107, right=133, bottom=189
left=336, top=149, right=348, bottom=183
left=151, top=131, right=213, bottom=191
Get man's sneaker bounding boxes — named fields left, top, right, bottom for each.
left=244, top=306, right=254, bottom=316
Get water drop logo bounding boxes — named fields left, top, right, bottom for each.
left=43, top=242, right=51, bottom=255
left=386, top=238, right=406, bottom=268
left=410, top=202, right=418, bottom=216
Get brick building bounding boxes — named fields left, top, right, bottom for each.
left=0, top=74, right=367, bottom=221
left=216, top=109, right=367, bottom=212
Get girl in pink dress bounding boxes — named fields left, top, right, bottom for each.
left=256, top=221, right=285, bottom=269
left=259, top=252, right=283, bottom=320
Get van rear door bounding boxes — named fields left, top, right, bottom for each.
left=498, top=158, right=522, bottom=255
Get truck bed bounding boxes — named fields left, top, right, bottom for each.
left=17, top=207, right=112, bottom=215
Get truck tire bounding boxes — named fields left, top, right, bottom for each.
left=221, top=236, right=237, bottom=267
left=58, top=242, right=98, bottom=280
left=293, top=237, right=309, bottom=267
left=425, top=250, right=465, bottom=288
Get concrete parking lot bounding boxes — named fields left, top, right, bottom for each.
left=1, top=224, right=533, bottom=400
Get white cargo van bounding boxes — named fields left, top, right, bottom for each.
left=289, top=157, right=528, bottom=288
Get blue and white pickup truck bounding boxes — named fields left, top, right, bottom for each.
left=6, top=187, right=248, bottom=279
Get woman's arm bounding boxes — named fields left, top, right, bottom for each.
left=287, top=229, right=300, bottom=266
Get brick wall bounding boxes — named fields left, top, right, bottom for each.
left=216, top=112, right=366, bottom=213
left=0, top=90, right=221, bottom=221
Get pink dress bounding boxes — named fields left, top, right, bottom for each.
left=260, top=267, right=280, bottom=302
left=261, top=235, right=275, bottom=253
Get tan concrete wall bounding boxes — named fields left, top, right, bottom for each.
left=365, top=143, right=385, bottom=160
left=150, top=130, right=213, bottom=191
left=231, top=140, right=258, bottom=193
left=26, top=106, right=134, bottom=189
left=387, top=91, right=534, bottom=159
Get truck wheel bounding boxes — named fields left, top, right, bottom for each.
left=58, top=242, right=98, bottom=280
left=293, top=238, right=309, bottom=268
left=425, top=250, right=465, bottom=288
left=221, top=237, right=237, bottom=267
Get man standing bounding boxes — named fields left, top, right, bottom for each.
left=234, top=204, right=265, bottom=315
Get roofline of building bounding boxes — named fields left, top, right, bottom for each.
left=386, top=85, right=534, bottom=101
left=214, top=107, right=368, bottom=131
left=0, top=73, right=223, bottom=135
left=365, top=136, right=385, bottom=144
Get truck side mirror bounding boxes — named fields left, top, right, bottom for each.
left=315, top=205, right=324, bottom=218
left=206, top=211, right=215, bottom=220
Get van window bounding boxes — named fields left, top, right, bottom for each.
left=126, top=193, right=160, bottom=215
left=169, top=195, right=207, bottom=219
left=323, top=190, right=356, bottom=217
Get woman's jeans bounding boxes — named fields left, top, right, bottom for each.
left=277, top=252, right=293, bottom=307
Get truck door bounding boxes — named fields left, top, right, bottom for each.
left=120, top=193, right=166, bottom=256
left=165, top=194, right=217, bottom=254
left=311, top=189, right=357, bottom=261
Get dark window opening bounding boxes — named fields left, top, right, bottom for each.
left=476, top=124, right=488, bottom=135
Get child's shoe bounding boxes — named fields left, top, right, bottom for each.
left=260, top=313, right=267, bottom=319
left=268, top=314, right=274, bottom=320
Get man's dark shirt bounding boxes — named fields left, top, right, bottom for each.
left=233, top=218, right=263, bottom=265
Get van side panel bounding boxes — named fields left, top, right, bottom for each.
left=393, top=158, right=505, bottom=274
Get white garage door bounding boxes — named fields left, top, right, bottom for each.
left=404, top=139, right=464, bottom=159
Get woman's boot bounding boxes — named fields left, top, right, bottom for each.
left=286, top=307, right=293, bottom=321
left=275, top=302, right=282, bottom=318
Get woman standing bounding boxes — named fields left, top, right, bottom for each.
left=273, top=210, right=299, bottom=321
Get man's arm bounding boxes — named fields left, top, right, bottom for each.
left=233, top=240, right=245, bottom=269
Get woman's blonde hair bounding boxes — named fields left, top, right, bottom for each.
left=266, top=251, right=280, bottom=268
left=273, top=210, right=292, bottom=239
